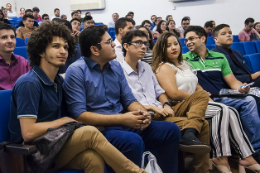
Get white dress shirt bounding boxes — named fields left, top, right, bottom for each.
left=114, top=38, right=124, bottom=63
left=121, top=60, right=165, bottom=107
left=107, top=21, right=115, bottom=28
left=51, top=16, right=60, bottom=20
left=7, top=10, right=17, bottom=18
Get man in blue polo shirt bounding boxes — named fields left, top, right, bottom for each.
left=8, top=22, right=146, bottom=173
left=183, top=25, right=260, bottom=163
left=63, top=25, right=181, bottom=173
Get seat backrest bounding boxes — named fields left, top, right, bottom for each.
left=179, top=38, right=186, bottom=47
left=233, top=35, right=239, bottom=42
left=0, top=90, right=12, bottom=143
left=254, top=41, right=260, bottom=53
left=16, top=38, right=26, bottom=47
left=24, top=37, right=29, bottom=45
left=243, top=55, right=253, bottom=72
left=246, top=54, right=260, bottom=73
left=182, top=47, right=190, bottom=54
left=206, top=36, right=215, bottom=45
left=95, top=22, right=104, bottom=26
left=206, top=44, right=215, bottom=50
left=13, top=46, right=28, bottom=60
left=243, top=41, right=256, bottom=55
left=230, top=42, right=245, bottom=55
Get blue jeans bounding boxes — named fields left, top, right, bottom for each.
left=214, top=96, right=260, bottom=152
left=103, top=120, right=181, bottom=173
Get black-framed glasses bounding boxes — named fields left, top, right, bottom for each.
left=128, top=40, right=150, bottom=47
left=184, top=36, right=201, bottom=44
left=97, top=38, right=113, bottom=45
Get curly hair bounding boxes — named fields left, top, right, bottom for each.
left=27, top=21, right=76, bottom=67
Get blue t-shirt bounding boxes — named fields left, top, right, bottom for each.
left=8, top=66, right=66, bottom=144
left=63, top=57, right=137, bottom=118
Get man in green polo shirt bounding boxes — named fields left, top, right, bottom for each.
left=183, top=25, right=260, bottom=164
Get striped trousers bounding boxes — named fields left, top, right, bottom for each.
left=206, top=101, right=255, bottom=158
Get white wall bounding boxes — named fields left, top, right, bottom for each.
left=1, top=0, right=259, bottom=34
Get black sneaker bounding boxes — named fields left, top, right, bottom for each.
left=179, top=138, right=211, bottom=154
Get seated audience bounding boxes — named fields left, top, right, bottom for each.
left=85, top=11, right=91, bottom=16
left=138, top=26, right=154, bottom=65
left=165, top=15, right=173, bottom=22
left=83, top=16, right=94, bottom=29
left=204, top=21, right=213, bottom=36
left=77, top=10, right=82, bottom=20
left=16, top=14, right=36, bottom=40
left=152, top=17, right=162, bottom=31
left=183, top=26, right=260, bottom=164
left=18, top=7, right=25, bottom=17
left=61, top=14, right=67, bottom=20
left=156, top=20, right=167, bottom=35
left=107, top=13, right=119, bottom=28
left=140, top=20, right=151, bottom=30
left=70, top=18, right=81, bottom=44
left=153, top=31, right=260, bottom=173
left=211, top=20, right=216, bottom=30
left=2, top=8, right=9, bottom=20
left=18, top=9, right=39, bottom=27
left=32, top=7, right=42, bottom=21
left=150, top=15, right=156, bottom=30
left=239, top=18, right=260, bottom=42
left=63, top=25, right=181, bottom=173
left=0, top=9, right=11, bottom=24
left=254, top=22, right=260, bottom=34
left=6, top=3, right=16, bottom=18
left=121, top=30, right=210, bottom=173
left=71, top=11, right=78, bottom=19
left=8, top=21, right=146, bottom=173
left=51, top=8, right=60, bottom=20
left=166, top=19, right=183, bottom=38
left=178, top=17, right=190, bottom=34
left=0, top=24, right=30, bottom=90
left=127, top=11, right=134, bottom=19
left=42, top=13, right=50, bottom=22
left=114, top=17, right=134, bottom=62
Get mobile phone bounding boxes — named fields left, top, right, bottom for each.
left=242, top=82, right=254, bottom=88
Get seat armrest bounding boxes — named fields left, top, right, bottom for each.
left=5, top=144, right=37, bottom=155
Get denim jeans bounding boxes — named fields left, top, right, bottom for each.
left=104, top=120, right=181, bottom=173
left=214, top=96, right=260, bottom=152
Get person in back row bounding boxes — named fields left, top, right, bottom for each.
left=204, top=21, right=213, bottom=37
left=51, top=8, right=60, bottom=20
left=18, top=9, right=39, bottom=27
left=16, top=14, right=36, bottom=40
left=8, top=21, right=146, bottom=173
left=178, top=17, right=190, bottom=34
left=32, top=7, right=42, bottom=21
left=62, top=25, right=181, bottom=173
left=0, top=9, right=11, bottom=24
left=107, top=13, right=119, bottom=28
left=114, top=17, right=135, bottom=62
left=121, top=30, right=211, bottom=173
left=183, top=25, right=260, bottom=164
left=42, top=13, right=50, bottom=22
left=0, top=24, right=30, bottom=90
left=83, top=16, right=94, bottom=29
left=153, top=31, right=260, bottom=173
left=239, top=18, right=260, bottom=42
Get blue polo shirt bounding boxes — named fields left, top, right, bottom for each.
left=63, top=57, right=137, bottom=118
left=8, top=65, right=66, bottom=144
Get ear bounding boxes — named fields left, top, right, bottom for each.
left=123, top=43, right=129, bottom=52
left=118, top=28, right=124, bottom=35
left=214, top=37, right=218, bottom=44
left=201, top=36, right=206, bottom=44
left=90, top=46, right=100, bottom=56
left=39, top=52, right=45, bottom=58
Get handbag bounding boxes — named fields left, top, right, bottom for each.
left=141, top=151, right=163, bottom=173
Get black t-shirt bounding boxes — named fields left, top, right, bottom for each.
left=3, top=19, right=11, bottom=24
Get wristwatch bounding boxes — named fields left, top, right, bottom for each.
left=163, top=102, right=171, bottom=108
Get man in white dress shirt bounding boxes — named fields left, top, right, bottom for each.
left=114, top=17, right=134, bottom=62
left=107, top=13, right=119, bottom=28
left=6, top=3, right=16, bottom=18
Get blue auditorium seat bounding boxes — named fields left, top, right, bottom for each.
left=243, top=54, right=260, bottom=73
left=16, top=38, right=26, bottom=47
left=254, top=41, right=260, bottom=53
left=13, top=46, right=28, bottom=60
left=233, top=35, right=239, bottom=42
left=242, top=41, right=257, bottom=55
left=182, top=47, right=190, bottom=54
left=25, top=37, right=29, bottom=44
left=179, top=38, right=186, bottom=47
left=206, top=44, right=215, bottom=50
left=230, top=42, right=245, bottom=55
left=95, top=22, right=104, bottom=25
left=206, top=36, right=215, bottom=45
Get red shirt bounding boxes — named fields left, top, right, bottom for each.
left=0, top=54, right=30, bottom=90
left=34, top=14, right=42, bottom=21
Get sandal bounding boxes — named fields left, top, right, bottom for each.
left=212, top=162, right=232, bottom=173
left=239, top=164, right=260, bottom=173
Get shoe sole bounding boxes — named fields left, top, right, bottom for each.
left=179, top=144, right=211, bottom=154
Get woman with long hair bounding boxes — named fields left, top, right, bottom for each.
left=166, top=19, right=184, bottom=38
left=139, top=26, right=154, bottom=65
left=156, top=20, right=167, bottom=35
left=152, top=32, right=260, bottom=173
left=0, top=10, right=11, bottom=24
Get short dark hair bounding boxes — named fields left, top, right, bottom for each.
left=83, top=16, right=93, bottom=23
left=61, top=14, right=67, bottom=19
left=42, top=13, right=49, bottom=19
left=54, top=8, right=59, bottom=12
left=22, top=14, right=34, bottom=21
left=122, top=30, right=148, bottom=57
left=79, top=25, right=108, bottom=57
left=212, top=24, right=230, bottom=37
left=85, top=11, right=90, bottom=15
left=128, top=11, right=134, bottom=15
left=77, top=10, right=81, bottom=13
left=27, top=22, right=75, bottom=67
left=71, top=11, right=78, bottom=17
left=204, top=21, right=213, bottom=28
left=156, top=20, right=166, bottom=34
left=125, top=14, right=132, bottom=18
left=184, top=25, right=207, bottom=44
left=181, top=17, right=190, bottom=23
left=32, top=7, right=39, bottom=12
left=141, top=20, right=151, bottom=27
left=70, top=18, right=80, bottom=24
left=115, top=17, right=135, bottom=35
left=0, top=23, right=15, bottom=34
left=139, top=26, right=154, bottom=49
left=245, top=18, right=254, bottom=25
left=25, top=9, right=33, bottom=13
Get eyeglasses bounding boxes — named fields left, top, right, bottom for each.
left=128, top=40, right=150, bottom=47
left=97, top=39, right=113, bottom=45
left=184, top=36, right=201, bottom=44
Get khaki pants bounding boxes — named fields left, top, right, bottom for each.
left=154, top=89, right=210, bottom=173
left=54, top=126, right=145, bottom=173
